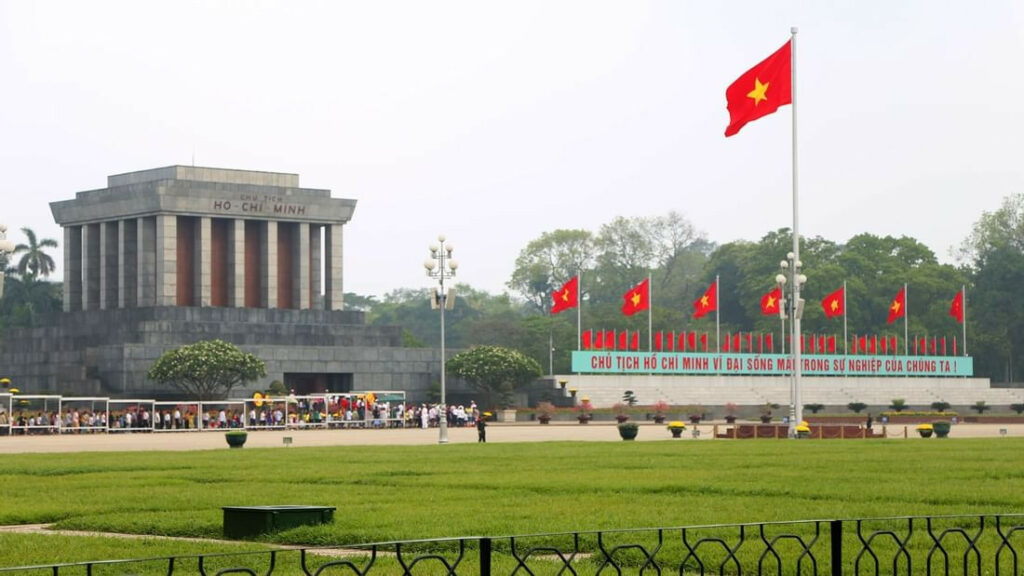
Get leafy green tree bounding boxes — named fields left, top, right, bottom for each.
left=11, top=227, right=58, bottom=279
left=147, top=339, right=266, bottom=400
left=0, top=274, right=61, bottom=329
left=508, top=229, right=595, bottom=313
left=446, top=345, right=542, bottom=409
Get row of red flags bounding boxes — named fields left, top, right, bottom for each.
left=554, top=277, right=966, bottom=325
left=581, top=330, right=961, bottom=356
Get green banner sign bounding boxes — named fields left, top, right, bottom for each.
left=571, top=351, right=973, bottom=377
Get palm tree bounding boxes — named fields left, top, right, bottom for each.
left=12, top=227, right=58, bottom=279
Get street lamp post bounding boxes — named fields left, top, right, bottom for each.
left=776, top=252, right=806, bottom=438
left=0, top=224, right=15, bottom=299
left=424, top=235, right=458, bottom=445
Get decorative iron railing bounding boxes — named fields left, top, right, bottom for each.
left=1, top=514, right=1022, bottom=575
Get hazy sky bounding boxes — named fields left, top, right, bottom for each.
left=2, top=1, right=1022, bottom=299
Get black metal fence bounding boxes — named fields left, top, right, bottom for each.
left=2, top=514, right=1023, bottom=575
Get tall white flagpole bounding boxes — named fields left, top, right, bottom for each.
left=962, top=284, right=968, bottom=356
left=843, top=279, right=848, bottom=355
left=903, top=282, right=909, bottom=356
left=576, top=272, right=582, bottom=352
left=790, top=26, right=803, bottom=434
left=715, top=274, right=721, bottom=354
left=647, top=272, right=653, bottom=351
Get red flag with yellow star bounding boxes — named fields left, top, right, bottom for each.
left=949, top=290, right=964, bottom=323
left=821, top=286, right=845, bottom=319
left=724, top=40, right=792, bottom=137
left=693, top=280, right=718, bottom=319
left=886, top=287, right=906, bottom=324
left=550, top=276, right=579, bottom=315
left=760, top=286, right=782, bottom=315
left=621, top=278, right=650, bottom=316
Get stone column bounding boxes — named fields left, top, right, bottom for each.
left=310, top=225, right=322, bottom=309
left=228, top=218, right=245, bottom=307
left=261, top=220, right=278, bottom=309
left=155, top=214, right=177, bottom=307
left=197, top=216, right=212, bottom=307
left=137, top=216, right=156, bottom=307
left=296, top=223, right=310, bottom=309
left=100, top=221, right=119, bottom=309
left=119, top=219, right=138, bottom=308
left=82, top=223, right=101, bottom=310
left=63, top=226, right=82, bottom=312
left=324, top=223, right=344, bottom=311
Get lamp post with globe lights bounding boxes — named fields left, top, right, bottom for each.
left=0, top=224, right=16, bottom=299
left=776, top=252, right=806, bottom=438
left=424, top=235, right=458, bottom=444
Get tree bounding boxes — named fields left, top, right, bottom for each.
left=446, top=346, right=542, bottom=409
left=147, top=339, right=266, bottom=400
left=11, top=227, right=58, bottom=279
left=508, top=229, right=595, bottom=313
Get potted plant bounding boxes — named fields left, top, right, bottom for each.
left=684, top=404, right=704, bottom=424
left=723, top=403, right=738, bottom=424
left=612, top=402, right=630, bottom=423
left=795, top=421, right=811, bottom=438
left=225, top=429, right=248, bottom=448
left=932, top=421, right=951, bottom=438
left=666, top=421, right=686, bottom=438
left=759, top=403, right=777, bottom=423
left=651, top=400, right=669, bottom=424
left=916, top=423, right=933, bottom=438
left=535, top=401, right=556, bottom=425
left=617, top=422, right=639, bottom=441
left=576, top=399, right=593, bottom=424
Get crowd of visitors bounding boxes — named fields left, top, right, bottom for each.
left=0, top=396, right=486, bottom=435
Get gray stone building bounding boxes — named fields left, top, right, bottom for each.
left=0, top=166, right=440, bottom=398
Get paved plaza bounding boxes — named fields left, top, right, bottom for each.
left=0, top=421, right=1020, bottom=454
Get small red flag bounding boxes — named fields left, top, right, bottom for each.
left=630, top=331, right=640, bottom=351
left=887, top=287, right=906, bottom=324
left=870, top=335, right=877, bottom=355
left=621, top=278, right=650, bottom=316
left=761, top=286, right=783, bottom=315
left=746, top=332, right=753, bottom=352
left=733, top=333, right=741, bottom=352
left=821, top=287, right=845, bottom=318
left=725, top=40, right=793, bottom=137
left=693, top=280, right=718, bottom=319
left=890, top=335, right=898, bottom=354
left=930, top=336, right=937, bottom=355
left=654, top=332, right=663, bottom=351
left=950, top=290, right=964, bottom=324
left=679, top=331, right=687, bottom=351
left=819, top=335, right=826, bottom=354
left=941, top=336, right=947, bottom=356
left=592, top=330, right=603, bottom=350
left=723, top=332, right=731, bottom=352
left=604, top=330, right=615, bottom=350
left=766, top=333, right=773, bottom=353
left=953, top=336, right=958, bottom=356
left=551, top=276, right=579, bottom=315
left=881, top=335, right=888, bottom=355
left=665, top=331, right=674, bottom=351
left=618, top=330, right=628, bottom=350
left=582, top=330, right=592, bottom=350
left=807, top=334, right=815, bottom=354
left=851, top=335, right=859, bottom=355
left=828, top=335, right=836, bottom=354
left=688, top=331, right=696, bottom=351
left=859, top=335, right=868, bottom=353
left=700, top=332, right=708, bottom=352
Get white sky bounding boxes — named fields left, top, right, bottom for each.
left=2, top=1, right=1022, bottom=298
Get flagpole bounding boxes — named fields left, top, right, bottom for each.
left=789, top=26, right=803, bottom=435
left=961, top=284, right=967, bottom=356
left=647, top=272, right=653, bottom=351
left=715, top=274, right=721, bottom=354
left=903, top=282, right=909, bottom=356
left=576, top=272, right=582, bottom=352
left=843, top=279, right=848, bottom=355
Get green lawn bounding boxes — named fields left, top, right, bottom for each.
left=1, top=438, right=1022, bottom=570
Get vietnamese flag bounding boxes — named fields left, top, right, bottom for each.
left=621, top=278, right=650, bottom=316
left=693, top=280, right=718, bottom=318
left=887, top=287, right=906, bottom=324
left=551, top=276, right=579, bottom=315
left=950, top=290, right=964, bottom=323
left=725, top=40, right=792, bottom=137
left=761, top=286, right=783, bottom=315
left=821, top=287, right=845, bottom=318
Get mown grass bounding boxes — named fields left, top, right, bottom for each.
left=1, top=437, right=1023, bottom=570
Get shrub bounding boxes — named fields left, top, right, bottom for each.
left=971, top=401, right=991, bottom=414
left=804, top=403, right=825, bottom=414
left=889, top=399, right=908, bottom=413
left=847, top=402, right=868, bottom=413
left=931, top=401, right=951, bottom=412
left=1011, top=403, right=1024, bottom=415
left=622, top=390, right=637, bottom=407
